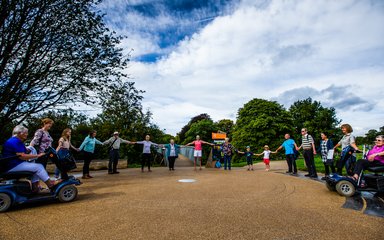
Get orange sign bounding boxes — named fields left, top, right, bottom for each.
left=212, top=132, right=226, bottom=140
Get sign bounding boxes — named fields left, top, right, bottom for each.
left=212, top=132, right=226, bottom=140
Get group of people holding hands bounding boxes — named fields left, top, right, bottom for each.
left=1, top=118, right=384, bottom=194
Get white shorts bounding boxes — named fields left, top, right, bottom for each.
left=194, top=150, right=202, bottom=157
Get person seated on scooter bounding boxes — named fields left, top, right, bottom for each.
left=351, top=135, right=384, bottom=181
left=1, top=125, right=61, bottom=192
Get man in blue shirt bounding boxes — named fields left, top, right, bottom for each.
left=274, top=134, right=299, bottom=174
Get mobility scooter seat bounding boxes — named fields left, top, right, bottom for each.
left=367, top=166, right=384, bottom=173
left=0, top=171, right=35, bottom=180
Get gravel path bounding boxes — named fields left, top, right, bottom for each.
left=0, top=161, right=382, bottom=240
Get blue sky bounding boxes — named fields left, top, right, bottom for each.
left=97, top=0, right=384, bottom=136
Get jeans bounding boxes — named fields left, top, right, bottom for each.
left=224, top=155, right=232, bottom=170
left=8, top=162, right=50, bottom=183
left=285, top=154, right=297, bottom=173
left=109, top=149, right=120, bottom=173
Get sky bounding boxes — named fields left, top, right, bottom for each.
left=96, top=0, right=384, bottom=136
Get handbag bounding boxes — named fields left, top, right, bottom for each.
left=325, top=149, right=334, bottom=165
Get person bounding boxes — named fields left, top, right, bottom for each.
left=297, top=128, right=318, bottom=178
left=255, top=145, right=273, bottom=171
left=163, top=139, right=182, bottom=171
left=135, top=135, right=159, bottom=172
left=54, top=128, right=79, bottom=180
left=274, top=134, right=299, bottom=175
left=333, top=124, right=360, bottom=175
left=237, top=146, right=257, bottom=171
left=79, top=130, right=103, bottom=179
left=220, top=138, right=237, bottom=171
left=185, top=135, right=214, bottom=171
left=29, top=118, right=54, bottom=168
left=1, top=125, right=60, bottom=192
left=318, top=132, right=335, bottom=180
left=351, top=135, right=384, bottom=181
left=103, top=131, right=135, bottom=174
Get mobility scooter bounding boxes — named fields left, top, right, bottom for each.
left=0, top=147, right=81, bottom=212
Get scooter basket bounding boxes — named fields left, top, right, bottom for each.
left=377, top=176, right=384, bottom=192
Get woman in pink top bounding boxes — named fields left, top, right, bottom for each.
left=185, top=135, right=214, bottom=170
left=351, top=135, right=384, bottom=181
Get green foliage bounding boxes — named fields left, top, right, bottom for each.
left=216, top=119, right=234, bottom=138
left=289, top=98, right=341, bottom=143
left=177, top=113, right=212, bottom=143
left=0, top=0, right=129, bottom=133
left=231, top=98, right=294, bottom=162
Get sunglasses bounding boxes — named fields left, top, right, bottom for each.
left=376, top=139, right=383, bottom=142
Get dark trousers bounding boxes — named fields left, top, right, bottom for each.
left=224, top=155, right=232, bottom=170
left=141, top=153, right=152, bottom=170
left=324, top=162, right=336, bottom=176
left=286, top=154, right=297, bottom=173
left=304, top=149, right=317, bottom=176
left=336, top=154, right=355, bottom=175
left=109, top=149, right=120, bottom=173
left=353, top=160, right=384, bottom=175
left=168, top=156, right=177, bottom=170
left=83, top=151, right=94, bottom=175
left=35, top=155, right=48, bottom=169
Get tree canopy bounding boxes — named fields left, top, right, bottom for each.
left=0, top=0, right=128, bottom=133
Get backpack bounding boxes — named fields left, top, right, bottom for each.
left=215, top=160, right=221, bottom=168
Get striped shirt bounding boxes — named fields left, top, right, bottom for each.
left=301, top=134, right=314, bottom=149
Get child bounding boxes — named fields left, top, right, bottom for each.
left=255, top=145, right=272, bottom=171
left=238, top=146, right=257, bottom=171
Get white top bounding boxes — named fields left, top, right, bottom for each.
left=263, top=150, right=271, bottom=159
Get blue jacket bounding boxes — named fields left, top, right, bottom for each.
left=317, top=139, right=334, bottom=152
left=79, top=136, right=103, bottom=153
left=163, top=144, right=180, bottom=157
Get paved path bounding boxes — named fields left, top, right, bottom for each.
left=0, top=161, right=383, bottom=240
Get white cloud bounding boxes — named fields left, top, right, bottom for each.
left=112, top=0, right=384, bottom=136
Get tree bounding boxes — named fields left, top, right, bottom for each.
left=231, top=98, right=294, bottom=161
left=289, top=98, right=341, bottom=143
left=216, top=119, right=234, bottom=138
left=177, top=113, right=212, bottom=143
left=0, top=0, right=129, bottom=133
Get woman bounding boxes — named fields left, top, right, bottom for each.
left=351, top=135, right=384, bottom=181
left=54, top=128, right=79, bottom=179
left=333, top=124, right=359, bottom=175
left=318, top=132, right=335, bottom=180
left=79, top=130, right=103, bottom=179
left=136, top=135, right=159, bottom=172
left=2, top=125, right=60, bottom=192
left=30, top=118, right=54, bottom=168
left=163, top=139, right=181, bottom=171
left=220, top=138, right=236, bottom=171
left=185, top=135, right=214, bottom=171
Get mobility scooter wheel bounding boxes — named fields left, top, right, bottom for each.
left=58, top=185, right=78, bottom=202
left=0, top=193, right=12, bottom=212
left=336, top=180, right=356, bottom=197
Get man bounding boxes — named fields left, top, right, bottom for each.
left=274, top=134, right=299, bottom=174
left=298, top=128, right=317, bottom=178
left=103, top=132, right=135, bottom=174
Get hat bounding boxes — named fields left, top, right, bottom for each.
left=113, top=131, right=119, bottom=135
left=246, top=146, right=250, bottom=149
left=264, top=145, right=269, bottom=148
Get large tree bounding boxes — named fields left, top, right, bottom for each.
left=231, top=98, right=294, bottom=157
left=288, top=98, right=341, bottom=142
left=177, top=113, right=212, bottom=143
left=0, top=0, right=128, bottom=133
